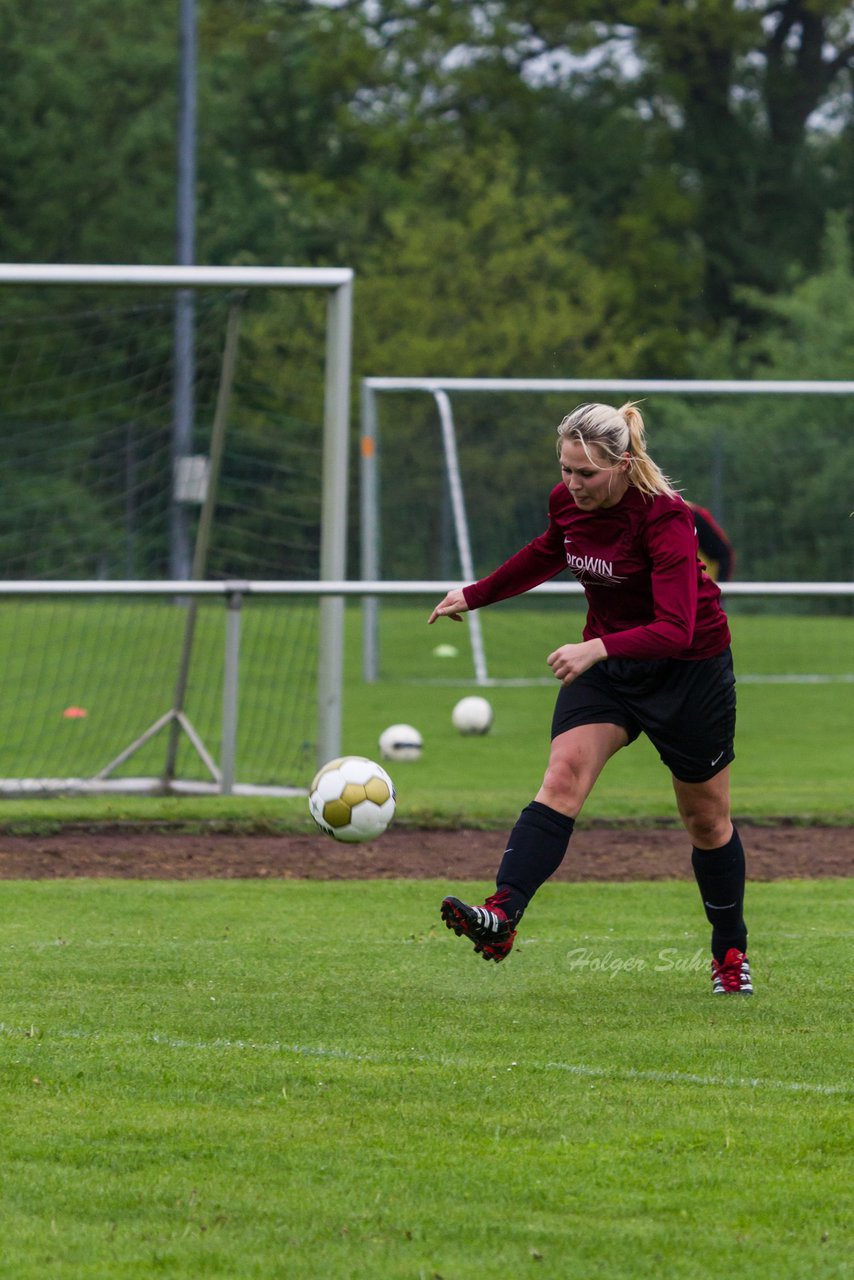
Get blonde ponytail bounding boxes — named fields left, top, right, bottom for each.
left=556, top=401, right=676, bottom=498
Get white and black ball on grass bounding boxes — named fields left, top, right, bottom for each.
left=309, top=756, right=396, bottom=843
left=378, top=723, right=423, bottom=762
left=451, top=695, right=493, bottom=735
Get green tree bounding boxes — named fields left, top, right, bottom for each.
left=357, top=141, right=628, bottom=379
left=740, top=213, right=854, bottom=380
left=0, top=0, right=178, bottom=263
left=696, top=214, right=854, bottom=579
left=322, top=1, right=854, bottom=320
left=350, top=140, right=644, bottom=574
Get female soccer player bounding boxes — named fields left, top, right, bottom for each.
left=428, top=402, right=752, bottom=995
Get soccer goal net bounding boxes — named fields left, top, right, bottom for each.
left=0, top=264, right=352, bottom=795
left=360, top=377, right=854, bottom=686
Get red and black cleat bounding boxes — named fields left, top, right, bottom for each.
left=440, top=893, right=518, bottom=963
left=711, top=948, right=753, bottom=994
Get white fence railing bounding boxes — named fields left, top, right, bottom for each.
left=0, top=580, right=850, bottom=797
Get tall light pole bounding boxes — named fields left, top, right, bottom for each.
left=172, top=0, right=197, bottom=579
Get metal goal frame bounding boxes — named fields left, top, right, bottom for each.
left=0, top=263, right=353, bottom=770
left=360, top=375, right=854, bottom=683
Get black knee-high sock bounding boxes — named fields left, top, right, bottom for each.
left=691, top=826, right=748, bottom=962
left=493, top=801, right=575, bottom=923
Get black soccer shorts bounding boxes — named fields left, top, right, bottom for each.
left=550, top=648, right=736, bottom=783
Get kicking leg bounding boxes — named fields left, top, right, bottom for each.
left=442, top=723, right=627, bottom=962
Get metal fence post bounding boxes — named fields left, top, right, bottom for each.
left=221, top=588, right=243, bottom=795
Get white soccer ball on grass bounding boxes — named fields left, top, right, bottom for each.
left=451, top=695, right=493, bottom=735
left=378, top=723, right=423, bottom=762
left=309, top=756, right=396, bottom=843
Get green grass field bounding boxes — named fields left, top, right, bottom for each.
left=1, top=877, right=851, bottom=1278
left=0, top=600, right=851, bottom=828
left=0, top=600, right=850, bottom=1277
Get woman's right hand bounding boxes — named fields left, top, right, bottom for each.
left=428, top=588, right=469, bottom=625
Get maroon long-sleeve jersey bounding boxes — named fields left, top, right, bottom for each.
left=462, top=483, right=731, bottom=661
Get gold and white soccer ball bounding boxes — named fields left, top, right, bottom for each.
left=309, top=755, right=396, bottom=843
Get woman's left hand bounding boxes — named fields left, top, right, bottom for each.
left=547, top=638, right=608, bottom=684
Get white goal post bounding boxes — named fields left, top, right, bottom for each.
left=0, top=263, right=353, bottom=772
left=360, top=375, right=854, bottom=683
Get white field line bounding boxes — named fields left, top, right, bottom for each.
left=1, top=1022, right=849, bottom=1097
left=10, top=926, right=854, bottom=953
left=738, top=674, right=854, bottom=684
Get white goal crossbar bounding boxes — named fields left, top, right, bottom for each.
left=364, top=377, right=854, bottom=395
left=0, top=263, right=353, bottom=766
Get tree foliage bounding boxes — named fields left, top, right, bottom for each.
left=1, top=0, right=853, bottom=578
